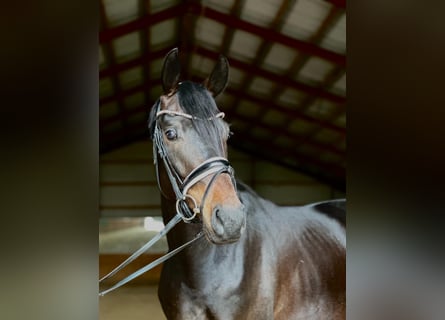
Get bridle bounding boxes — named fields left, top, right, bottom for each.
left=153, top=104, right=234, bottom=222
left=99, top=100, right=236, bottom=296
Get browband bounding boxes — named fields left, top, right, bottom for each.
left=156, top=110, right=225, bottom=120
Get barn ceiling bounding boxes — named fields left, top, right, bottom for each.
left=99, top=0, right=346, bottom=191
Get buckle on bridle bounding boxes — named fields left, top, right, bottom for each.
left=176, top=194, right=200, bottom=222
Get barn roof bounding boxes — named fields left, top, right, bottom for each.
left=99, top=0, right=346, bottom=191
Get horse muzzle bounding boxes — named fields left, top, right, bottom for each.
left=207, top=203, right=246, bottom=244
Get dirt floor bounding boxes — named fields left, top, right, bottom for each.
left=99, top=285, right=166, bottom=320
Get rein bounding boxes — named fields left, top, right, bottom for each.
left=99, top=104, right=234, bottom=296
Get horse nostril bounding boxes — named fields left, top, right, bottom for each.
left=212, top=206, right=224, bottom=236
left=214, top=207, right=221, bottom=220
left=210, top=205, right=245, bottom=241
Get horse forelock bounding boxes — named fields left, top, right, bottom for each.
left=176, top=81, right=228, bottom=155
left=148, top=81, right=229, bottom=157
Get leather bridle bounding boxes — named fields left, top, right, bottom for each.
left=152, top=103, right=235, bottom=222
left=99, top=101, right=236, bottom=296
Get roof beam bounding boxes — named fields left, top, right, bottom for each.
left=177, top=0, right=198, bottom=79
left=230, top=140, right=345, bottom=191
left=98, top=3, right=344, bottom=67
left=100, top=78, right=162, bottom=105
left=99, top=128, right=345, bottom=190
left=100, top=99, right=344, bottom=156
left=324, top=0, right=346, bottom=9
left=226, top=112, right=344, bottom=156
left=99, top=4, right=184, bottom=43
left=100, top=0, right=130, bottom=137
left=99, top=45, right=345, bottom=104
left=99, top=100, right=345, bottom=189
left=219, top=0, right=246, bottom=55
left=195, top=46, right=345, bottom=105
left=139, top=0, right=151, bottom=108
left=99, top=47, right=170, bottom=79
left=187, top=3, right=345, bottom=66
left=99, top=74, right=345, bottom=135
left=100, top=118, right=344, bottom=177
left=260, top=5, right=345, bottom=146
left=224, top=86, right=345, bottom=135
left=228, top=131, right=345, bottom=176
left=229, top=0, right=297, bottom=137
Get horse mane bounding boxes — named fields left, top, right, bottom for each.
left=236, top=180, right=258, bottom=197
left=177, top=81, right=228, bottom=154
left=238, top=179, right=346, bottom=226
left=313, top=199, right=346, bottom=226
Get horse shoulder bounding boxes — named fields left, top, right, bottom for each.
left=238, top=189, right=346, bottom=319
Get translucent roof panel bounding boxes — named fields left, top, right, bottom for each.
left=262, top=44, right=298, bottom=74
left=282, top=0, right=332, bottom=41
left=241, top=0, right=282, bottom=27
left=195, top=17, right=226, bottom=51
left=229, top=30, right=262, bottom=63
left=150, top=19, right=177, bottom=50
left=103, top=0, right=139, bottom=27
left=112, top=32, right=141, bottom=63
left=319, top=12, right=346, bottom=54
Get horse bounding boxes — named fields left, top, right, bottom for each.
left=148, top=48, right=346, bottom=320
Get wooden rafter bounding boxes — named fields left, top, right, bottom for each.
left=195, top=46, right=345, bottom=104
left=264, top=5, right=345, bottom=147
left=99, top=0, right=346, bottom=189
left=228, top=138, right=345, bottom=191
left=100, top=98, right=344, bottom=157
left=99, top=3, right=345, bottom=66
left=100, top=45, right=345, bottom=104
left=99, top=0, right=129, bottom=138
left=188, top=3, right=345, bottom=66
left=100, top=47, right=171, bottom=79
left=324, top=0, right=346, bottom=9
left=99, top=4, right=184, bottom=43
left=99, top=73, right=345, bottom=135
left=138, top=0, right=151, bottom=109
left=219, top=0, right=246, bottom=55
left=232, top=0, right=297, bottom=135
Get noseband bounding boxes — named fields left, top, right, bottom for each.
left=152, top=104, right=235, bottom=222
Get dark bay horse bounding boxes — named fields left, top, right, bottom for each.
left=148, top=48, right=346, bottom=319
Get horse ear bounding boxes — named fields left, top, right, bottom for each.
left=161, top=48, right=181, bottom=93
left=204, top=54, right=229, bottom=97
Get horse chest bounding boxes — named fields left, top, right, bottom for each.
left=160, top=260, right=275, bottom=319
left=176, top=287, right=274, bottom=320
left=176, top=284, right=243, bottom=320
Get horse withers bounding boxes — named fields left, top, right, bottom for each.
left=149, top=48, right=346, bottom=320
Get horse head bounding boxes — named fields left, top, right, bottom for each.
left=149, top=48, right=246, bottom=244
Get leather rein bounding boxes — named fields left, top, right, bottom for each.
left=99, top=102, right=234, bottom=296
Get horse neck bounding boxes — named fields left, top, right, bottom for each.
left=157, top=159, right=246, bottom=281
left=162, top=193, right=247, bottom=273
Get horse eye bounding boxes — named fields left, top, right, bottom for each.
left=165, top=128, right=178, bottom=141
